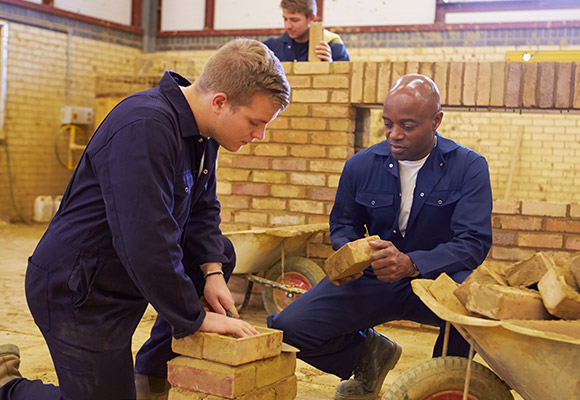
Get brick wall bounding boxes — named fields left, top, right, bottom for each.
left=0, top=22, right=141, bottom=222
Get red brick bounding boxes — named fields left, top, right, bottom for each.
left=234, top=156, right=269, bottom=170
left=492, top=230, right=517, bottom=246
left=505, top=62, right=522, bottom=107
left=522, top=63, right=538, bottom=107
left=555, top=62, right=573, bottom=108
left=565, top=235, right=580, bottom=251
left=232, top=183, right=268, bottom=196
left=492, top=215, right=542, bottom=231
left=574, top=62, right=580, bottom=109
left=538, top=62, right=556, bottom=108
left=271, top=158, right=307, bottom=171
left=545, top=219, right=580, bottom=234
left=167, top=356, right=255, bottom=397
left=309, top=187, right=337, bottom=201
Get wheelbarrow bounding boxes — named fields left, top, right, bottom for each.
left=383, top=278, right=580, bottom=400
left=224, top=223, right=329, bottom=315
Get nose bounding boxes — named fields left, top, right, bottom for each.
left=252, top=125, right=267, bottom=141
left=284, top=20, right=292, bottom=30
left=388, top=125, right=404, bottom=141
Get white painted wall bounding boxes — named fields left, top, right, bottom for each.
left=161, top=0, right=205, bottom=31
left=323, top=0, right=436, bottom=27
left=214, top=0, right=282, bottom=30
left=446, top=8, right=580, bottom=24
left=55, top=0, right=132, bottom=25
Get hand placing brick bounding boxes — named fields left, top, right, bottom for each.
left=323, top=235, right=380, bottom=281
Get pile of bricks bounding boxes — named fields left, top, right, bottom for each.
left=167, top=327, right=297, bottom=399
left=432, top=251, right=580, bottom=321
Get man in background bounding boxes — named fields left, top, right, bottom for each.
left=265, top=0, right=350, bottom=62
left=0, top=39, right=290, bottom=400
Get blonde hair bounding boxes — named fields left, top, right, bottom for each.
left=280, top=0, right=317, bottom=18
left=196, top=38, right=290, bottom=110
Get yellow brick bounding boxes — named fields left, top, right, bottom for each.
left=270, top=184, right=306, bottom=198
left=289, top=199, right=325, bottom=214
left=255, top=352, right=296, bottom=388
left=363, top=62, right=378, bottom=103
left=252, top=198, right=287, bottom=211
left=286, top=75, right=311, bottom=88
left=267, top=116, right=289, bottom=129
left=290, top=173, right=326, bottom=186
left=217, top=168, right=251, bottom=182
left=312, top=75, right=349, bottom=88
left=350, top=62, right=364, bottom=103
left=235, top=211, right=268, bottom=225
left=269, top=213, right=306, bottom=226
left=293, top=62, right=330, bottom=74
left=462, top=62, right=477, bottom=106
left=377, top=62, right=392, bottom=103
left=330, top=90, right=349, bottom=103
left=331, top=62, right=351, bottom=74
left=252, top=171, right=287, bottom=184
left=493, top=199, right=521, bottom=214
left=490, top=62, right=506, bottom=106
left=310, top=104, right=353, bottom=118
left=310, top=160, right=345, bottom=173
left=290, top=117, right=327, bottom=130
left=311, top=131, right=352, bottom=146
left=280, top=103, right=309, bottom=117
left=328, top=119, right=353, bottom=132
left=290, top=145, right=326, bottom=158
left=434, top=62, right=449, bottom=104
left=271, top=130, right=309, bottom=144
left=518, top=232, right=563, bottom=249
left=253, top=144, right=288, bottom=157
left=292, top=89, right=329, bottom=103
left=521, top=201, right=567, bottom=217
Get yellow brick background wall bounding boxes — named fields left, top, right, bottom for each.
left=1, top=19, right=580, bottom=262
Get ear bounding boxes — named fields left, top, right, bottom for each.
left=308, top=14, right=316, bottom=23
left=433, top=111, right=444, bottom=131
left=211, top=93, right=228, bottom=113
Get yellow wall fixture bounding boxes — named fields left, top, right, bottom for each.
left=506, top=50, right=580, bottom=62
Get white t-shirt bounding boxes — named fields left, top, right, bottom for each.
left=397, top=154, right=430, bottom=237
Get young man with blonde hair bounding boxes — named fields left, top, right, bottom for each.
left=0, top=38, right=290, bottom=400
left=265, top=0, right=350, bottom=62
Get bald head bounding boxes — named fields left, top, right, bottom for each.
left=387, top=74, right=441, bottom=115
left=382, top=74, right=443, bottom=161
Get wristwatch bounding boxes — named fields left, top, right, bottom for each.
left=410, top=262, right=420, bottom=278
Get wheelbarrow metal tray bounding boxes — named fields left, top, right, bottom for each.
left=225, top=223, right=328, bottom=274
left=412, top=279, right=580, bottom=400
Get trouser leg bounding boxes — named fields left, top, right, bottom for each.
left=135, top=236, right=236, bottom=378
left=268, top=272, right=444, bottom=379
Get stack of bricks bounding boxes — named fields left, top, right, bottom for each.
left=167, top=327, right=297, bottom=400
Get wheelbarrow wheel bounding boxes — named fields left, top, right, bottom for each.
left=382, top=356, right=513, bottom=400
left=262, top=256, right=325, bottom=315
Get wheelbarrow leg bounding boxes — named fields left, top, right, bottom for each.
left=236, top=279, right=254, bottom=314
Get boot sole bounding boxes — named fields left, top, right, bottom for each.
left=334, top=342, right=403, bottom=400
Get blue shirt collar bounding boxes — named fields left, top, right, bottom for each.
left=159, top=71, right=201, bottom=138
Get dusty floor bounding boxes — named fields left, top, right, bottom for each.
left=0, top=223, right=518, bottom=399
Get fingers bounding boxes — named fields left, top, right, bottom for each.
left=330, top=272, right=363, bottom=285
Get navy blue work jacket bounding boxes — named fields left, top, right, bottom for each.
left=329, top=134, right=493, bottom=282
left=264, top=32, right=350, bottom=62
left=33, top=71, right=226, bottom=338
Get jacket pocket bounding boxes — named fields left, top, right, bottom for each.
left=25, top=259, right=51, bottom=332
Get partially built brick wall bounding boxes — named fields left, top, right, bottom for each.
left=214, top=60, right=580, bottom=264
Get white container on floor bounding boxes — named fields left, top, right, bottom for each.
left=32, top=195, right=54, bottom=222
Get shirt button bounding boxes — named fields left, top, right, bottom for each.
left=185, top=187, right=189, bottom=193
left=203, top=169, right=208, bottom=174
left=438, top=199, right=443, bottom=204
left=420, top=192, right=424, bottom=197
left=371, top=200, right=375, bottom=205
left=399, top=193, right=402, bottom=196
left=389, top=163, right=393, bottom=168
left=392, top=229, right=397, bottom=234
left=440, top=162, right=443, bottom=167
left=198, top=138, right=204, bottom=143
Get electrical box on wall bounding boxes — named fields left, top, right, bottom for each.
left=60, top=106, right=94, bottom=125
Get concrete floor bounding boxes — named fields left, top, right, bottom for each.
left=0, top=222, right=519, bottom=399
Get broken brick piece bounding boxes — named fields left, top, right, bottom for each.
left=323, top=235, right=380, bottom=281
left=538, top=267, right=580, bottom=320
left=504, top=252, right=555, bottom=288
left=429, top=273, right=469, bottom=315
left=454, top=265, right=507, bottom=305
left=464, top=283, right=550, bottom=320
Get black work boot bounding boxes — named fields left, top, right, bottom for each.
left=334, top=329, right=402, bottom=400
left=135, top=373, right=170, bottom=400
left=0, top=344, right=22, bottom=388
